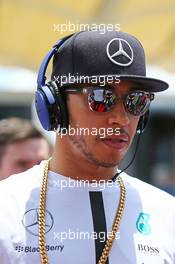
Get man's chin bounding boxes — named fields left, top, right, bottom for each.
left=87, top=156, right=121, bottom=168
left=97, top=152, right=127, bottom=168
left=84, top=149, right=126, bottom=169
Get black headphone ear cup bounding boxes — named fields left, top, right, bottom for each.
left=136, top=110, right=150, bottom=134
left=49, top=81, right=69, bottom=131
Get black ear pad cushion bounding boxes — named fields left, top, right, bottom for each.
left=136, top=110, right=150, bottom=134
left=49, top=81, right=69, bottom=130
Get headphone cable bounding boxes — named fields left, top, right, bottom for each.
left=112, top=133, right=142, bottom=181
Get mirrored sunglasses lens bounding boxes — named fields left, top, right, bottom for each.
left=88, top=89, right=116, bottom=112
left=125, top=92, right=151, bottom=115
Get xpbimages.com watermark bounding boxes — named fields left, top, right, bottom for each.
left=54, top=229, right=120, bottom=243
left=49, top=177, right=118, bottom=191
left=57, top=126, right=121, bottom=139
left=53, top=74, right=120, bottom=87
left=53, top=21, right=120, bottom=34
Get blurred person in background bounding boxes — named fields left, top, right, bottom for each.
left=0, top=117, right=52, bottom=180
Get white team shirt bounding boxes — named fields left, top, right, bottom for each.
left=0, top=161, right=174, bottom=264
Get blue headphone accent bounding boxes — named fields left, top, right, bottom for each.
left=35, top=35, right=73, bottom=131
left=37, top=39, right=67, bottom=88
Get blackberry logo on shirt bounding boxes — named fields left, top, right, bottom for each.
left=136, top=212, right=151, bottom=235
left=138, top=243, right=160, bottom=256
left=22, top=208, right=54, bottom=236
left=14, top=244, right=64, bottom=253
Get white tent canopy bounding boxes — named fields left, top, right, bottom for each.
left=0, top=66, right=37, bottom=105
left=147, top=66, right=175, bottom=112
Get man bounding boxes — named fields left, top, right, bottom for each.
left=0, top=30, right=174, bottom=263
left=0, top=117, right=51, bottom=180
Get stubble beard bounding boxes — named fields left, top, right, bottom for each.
left=68, top=133, right=119, bottom=168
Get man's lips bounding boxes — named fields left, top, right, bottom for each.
left=101, top=134, right=129, bottom=150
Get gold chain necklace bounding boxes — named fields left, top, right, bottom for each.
left=38, top=159, right=126, bottom=264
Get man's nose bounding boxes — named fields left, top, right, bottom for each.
left=107, top=101, right=130, bottom=127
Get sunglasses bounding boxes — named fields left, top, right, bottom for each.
left=64, top=86, right=155, bottom=116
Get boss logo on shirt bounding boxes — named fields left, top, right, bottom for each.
left=138, top=243, right=160, bottom=256
left=22, top=208, right=54, bottom=236
left=136, top=212, right=151, bottom=235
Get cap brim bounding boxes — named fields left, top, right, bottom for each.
left=60, top=74, right=169, bottom=92
left=118, top=75, right=169, bottom=92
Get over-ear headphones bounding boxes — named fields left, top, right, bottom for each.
left=35, top=34, right=149, bottom=134
left=35, top=34, right=73, bottom=131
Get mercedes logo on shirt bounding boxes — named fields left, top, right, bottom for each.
left=106, top=38, right=134, bottom=66
left=22, top=208, right=54, bottom=236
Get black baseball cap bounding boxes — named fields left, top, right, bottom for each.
left=51, top=30, right=169, bottom=92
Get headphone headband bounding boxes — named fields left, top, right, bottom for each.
left=37, top=34, right=74, bottom=89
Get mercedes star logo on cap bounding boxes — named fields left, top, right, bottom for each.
left=106, top=38, right=134, bottom=67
